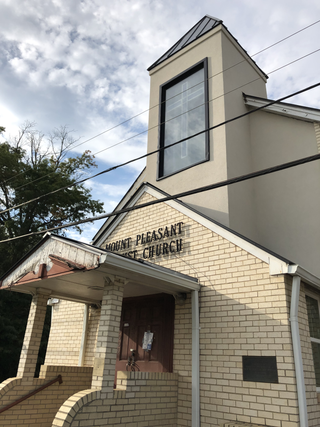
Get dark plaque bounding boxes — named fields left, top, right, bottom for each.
left=243, top=356, right=278, bottom=383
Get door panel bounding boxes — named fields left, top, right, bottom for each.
left=116, top=294, right=174, bottom=375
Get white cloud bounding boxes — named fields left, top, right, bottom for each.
left=1, top=0, right=320, bottom=240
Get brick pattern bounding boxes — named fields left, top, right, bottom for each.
left=296, top=282, right=320, bottom=427
left=101, top=192, right=309, bottom=427
left=83, top=305, right=100, bottom=367
left=0, top=365, right=92, bottom=427
left=45, top=300, right=85, bottom=366
left=91, top=278, right=124, bottom=394
left=43, top=191, right=320, bottom=426
left=52, top=372, right=178, bottom=427
left=17, top=292, right=48, bottom=380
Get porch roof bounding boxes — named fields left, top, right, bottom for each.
left=0, top=234, right=199, bottom=304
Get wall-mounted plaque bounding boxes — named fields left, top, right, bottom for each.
left=243, top=356, right=278, bottom=383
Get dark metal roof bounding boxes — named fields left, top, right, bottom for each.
left=147, top=15, right=222, bottom=71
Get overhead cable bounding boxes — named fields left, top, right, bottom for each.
left=1, top=150, right=320, bottom=244
left=1, top=81, right=319, bottom=217
left=3, top=18, right=320, bottom=189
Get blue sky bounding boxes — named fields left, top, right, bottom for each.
left=1, top=0, right=320, bottom=242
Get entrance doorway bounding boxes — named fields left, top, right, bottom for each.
left=116, top=294, right=175, bottom=374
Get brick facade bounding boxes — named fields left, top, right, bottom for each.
left=15, top=190, right=317, bottom=426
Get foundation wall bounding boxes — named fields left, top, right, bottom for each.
left=53, top=371, right=178, bottom=427
left=0, top=365, right=92, bottom=427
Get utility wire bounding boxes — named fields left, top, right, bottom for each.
left=1, top=150, right=320, bottom=244
left=6, top=44, right=320, bottom=195
left=61, top=17, right=320, bottom=151
left=3, top=19, right=320, bottom=189
left=251, top=19, right=320, bottom=56
left=1, top=81, right=319, bottom=217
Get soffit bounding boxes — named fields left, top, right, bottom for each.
left=0, top=235, right=199, bottom=304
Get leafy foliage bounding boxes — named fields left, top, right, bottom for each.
left=0, top=123, right=104, bottom=381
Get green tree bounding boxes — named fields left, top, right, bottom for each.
left=0, top=123, right=104, bottom=381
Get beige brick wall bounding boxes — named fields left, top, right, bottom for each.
left=102, top=192, right=305, bottom=426
left=83, top=305, right=100, bottom=367
left=44, top=191, right=320, bottom=426
left=45, top=300, right=85, bottom=366
left=0, top=365, right=92, bottom=427
left=52, top=371, right=178, bottom=427
left=297, top=282, right=320, bottom=427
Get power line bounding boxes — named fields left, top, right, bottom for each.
left=1, top=81, right=319, bottom=217
left=62, top=18, right=320, bottom=151
left=5, top=43, right=320, bottom=197
left=1, top=150, right=320, bottom=244
left=3, top=19, right=320, bottom=190
left=251, top=19, right=320, bottom=57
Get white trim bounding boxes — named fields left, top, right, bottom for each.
left=97, top=184, right=291, bottom=274
left=287, top=265, right=320, bottom=289
left=244, top=95, right=320, bottom=123
left=145, top=187, right=289, bottom=273
left=50, top=235, right=104, bottom=257
left=99, top=252, right=200, bottom=293
left=93, top=185, right=148, bottom=248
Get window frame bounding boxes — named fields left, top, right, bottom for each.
left=157, top=57, right=210, bottom=180
left=305, top=290, right=320, bottom=392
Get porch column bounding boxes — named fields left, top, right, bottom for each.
left=91, top=277, right=124, bottom=397
left=17, top=289, right=50, bottom=380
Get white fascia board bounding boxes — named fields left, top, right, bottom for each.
left=244, top=96, right=320, bottom=123
left=100, top=252, right=200, bottom=292
left=97, top=185, right=290, bottom=275
left=287, top=265, right=320, bottom=290
left=50, top=235, right=104, bottom=257
left=144, top=187, right=290, bottom=275
left=94, top=184, right=150, bottom=247
left=92, top=171, right=147, bottom=245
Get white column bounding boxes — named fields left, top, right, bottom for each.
left=17, top=290, right=50, bottom=381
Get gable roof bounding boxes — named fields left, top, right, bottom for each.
left=94, top=181, right=296, bottom=275
left=148, top=15, right=222, bottom=71
left=147, top=15, right=268, bottom=79
left=0, top=233, right=199, bottom=303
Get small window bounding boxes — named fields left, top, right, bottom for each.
left=305, top=294, right=320, bottom=390
left=158, top=58, right=209, bottom=178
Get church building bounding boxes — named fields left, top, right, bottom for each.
left=1, top=15, right=320, bottom=427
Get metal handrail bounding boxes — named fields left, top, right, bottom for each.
left=0, top=375, right=63, bottom=414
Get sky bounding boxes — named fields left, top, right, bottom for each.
left=0, top=0, right=320, bottom=243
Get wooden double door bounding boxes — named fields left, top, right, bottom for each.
left=116, top=294, right=175, bottom=374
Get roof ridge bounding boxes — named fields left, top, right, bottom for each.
left=147, top=15, right=222, bottom=71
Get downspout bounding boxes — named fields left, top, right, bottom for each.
left=289, top=275, right=308, bottom=427
left=191, top=290, right=200, bottom=427
left=78, top=303, right=89, bottom=367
